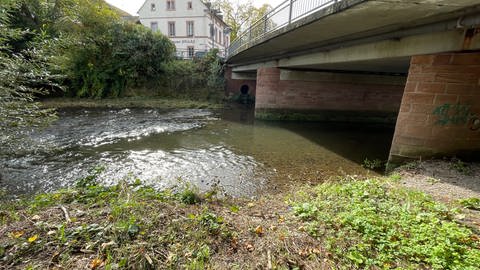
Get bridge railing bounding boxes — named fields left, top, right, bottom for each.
left=228, top=0, right=341, bottom=58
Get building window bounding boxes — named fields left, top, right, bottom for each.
left=167, top=0, right=175, bottom=10
left=214, top=27, right=218, bottom=42
left=151, top=3, right=156, bottom=11
left=168, top=22, right=175, bottom=36
left=187, top=1, right=192, bottom=9
left=186, top=21, right=194, bottom=37
left=209, top=24, right=214, bottom=38
left=151, top=22, right=158, bottom=32
left=187, top=46, right=195, bottom=59
left=219, top=30, right=222, bottom=44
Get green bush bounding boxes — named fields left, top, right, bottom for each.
left=65, top=21, right=175, bottom=98
left=160, top=49, right=225, bottom=101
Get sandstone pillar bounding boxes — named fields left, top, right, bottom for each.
left=389, top=52, right=480, bottom=165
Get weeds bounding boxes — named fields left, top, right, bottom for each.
left=2, top=166, right=479, bottom=269
left=459, top=198, right=480, bottom=211
left=0, top=172, right=233, bottom=269
left=291, top=178, right=480, bottom=269
left=402, top=161, right=421, bottom=170
left=362, top=158, right=385, bottom=170
left=450, top=158, right=473, bottom=175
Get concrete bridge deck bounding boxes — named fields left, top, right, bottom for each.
left=229, top=0, right=480, bottom=74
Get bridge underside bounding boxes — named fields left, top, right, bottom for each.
left=226, top=51, right=480, bottom=165
left=226, top=0, right=480, bottom=165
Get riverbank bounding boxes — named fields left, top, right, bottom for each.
left=41, top=97, right=224, bottom=110
left=1, top=160, right=479, bottom=269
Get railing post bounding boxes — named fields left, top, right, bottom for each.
left=248, top=29, right=252, bottom=45
left=264, top=17, right=267, bottom=34
left=289, top=0, right=293, bottom=24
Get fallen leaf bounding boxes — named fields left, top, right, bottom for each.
left=255, top=225, right=264, bottom=236
left=47, top=230, right=56, bottom=236
left=28, top=234, right=38, bottom=243
left=11, top=231, right=24, bottom=238
left=247, top=202, right=255, bottom=208
left=51, top=251, right=60, bottom=261
left=245, top=243, right=254, bottom=252
left=31, top=215, right=41, bottom=221
left=89, top=258, right=103, bottom=269
left=298, top=250, right=308, bottom=257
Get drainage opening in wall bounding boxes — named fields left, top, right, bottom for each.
left=240, top=84, right=249, bottom=95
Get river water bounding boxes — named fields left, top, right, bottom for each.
left=0, top=107, right=394, bottom=198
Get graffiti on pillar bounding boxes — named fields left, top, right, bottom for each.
left=433, top=103, right=478, bottom=130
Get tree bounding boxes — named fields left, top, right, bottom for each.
left=210, top=0, right=272, bottom=41
left=0, top=0, right=59, bottom=150
left=6, top=0, right=176, bottom=98
left=66, top=21, right=175, bottom=98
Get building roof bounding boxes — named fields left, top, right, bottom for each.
left=137, top=0, right=229, bottom=28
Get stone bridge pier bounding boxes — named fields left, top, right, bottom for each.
left=389, top=52, right=480, bottom=165
left=254, top=67, right=406, bottom=122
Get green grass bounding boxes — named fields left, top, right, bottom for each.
left=291, top=178, right=480, bottom=269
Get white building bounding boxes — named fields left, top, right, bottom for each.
left=138, top=0, right=230, bottom=59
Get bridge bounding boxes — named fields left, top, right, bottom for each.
left=225, top=0, right=480, bottom=166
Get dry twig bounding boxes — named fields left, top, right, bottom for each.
left=58, top=205, right=71, bottom=223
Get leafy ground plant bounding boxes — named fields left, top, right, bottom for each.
left=459, top=198, right=480, bottom=211
left=450, top=158, right=473, bottom=175
left=362, top=158, right=385, bottom=170
left=291, top=178, right=480, bottom=269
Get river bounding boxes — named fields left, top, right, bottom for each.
left=0, top=107, right=394, bottom=198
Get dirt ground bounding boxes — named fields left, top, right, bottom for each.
left=395, top=160, right=480, bottom=232
left=396, top=160, right=480, bottom=202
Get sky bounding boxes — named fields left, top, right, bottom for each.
left=105, top=0, right=285, bottom=15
